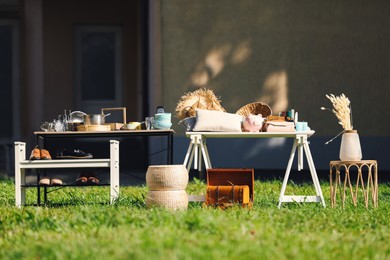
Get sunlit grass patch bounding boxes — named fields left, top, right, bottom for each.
left=1, top=179, right=390, bottom=259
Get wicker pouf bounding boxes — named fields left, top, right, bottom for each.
left=145, top=165, right=189, bottom=210
left=146, top=190, right=188, bottom=210
left=146, top=165, right=189, bottom=191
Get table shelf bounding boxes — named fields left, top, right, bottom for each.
left=15, top=140, right=119, bottom=207
left=21, top=183, right=110, bottom=188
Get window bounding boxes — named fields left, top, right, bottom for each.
left=74, top=26, right=123, bottom=113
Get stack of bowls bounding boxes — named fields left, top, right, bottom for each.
left=154, top=113, right=172, bottom=130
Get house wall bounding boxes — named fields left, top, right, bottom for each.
left=23, top=0, right=141, bottom=141
left=42, top=0, right=139, bottom=120
left=162, top=1, right=390, bottom=137
left=13, top=1, right=390, bottom=174
left=160, top=1, right=390, bottom=170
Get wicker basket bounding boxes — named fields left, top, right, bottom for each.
left=146, top=190, right=188, bottom=210
left=146, top=165, right=189, bottom=191
left=235, top=102, right=272, bottom=117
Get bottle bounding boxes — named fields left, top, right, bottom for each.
left=63, top=110, right=69, bottom=131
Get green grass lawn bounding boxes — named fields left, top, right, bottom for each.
left=1, top=178, right=390, bottom=260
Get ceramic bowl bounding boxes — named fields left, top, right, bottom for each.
left=153, top=122, right=172, bottom=130
left=125, top=122, right=141, bottom=130
left=155, top=113, right=172, bottom=120
left=178, top=117, right=196, bottom=131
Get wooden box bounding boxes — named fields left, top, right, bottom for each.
left=206, top=168, right=254, bottom=206
left=106, top=123, right=124, bottom=131
left=101, top=107, right=127, bottom=130
left=206, top=185, right=250, bottom=207
left=77, top=124, right=111, bottom=132
left=266, top=115, right=286, bottom=122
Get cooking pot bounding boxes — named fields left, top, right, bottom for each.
left=83, top=113, right=111, bottom=125
left=69, top=111, right=87, bottom=123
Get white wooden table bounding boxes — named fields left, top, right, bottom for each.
left=183, top=131, right=326, bottom=208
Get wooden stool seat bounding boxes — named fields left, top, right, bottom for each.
left=329, top=160, right=378, bottom=208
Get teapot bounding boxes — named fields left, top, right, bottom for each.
left=242, top=114, right=264, bottom=132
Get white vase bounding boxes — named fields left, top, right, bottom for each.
left=339, top=130, right=362, bottom=161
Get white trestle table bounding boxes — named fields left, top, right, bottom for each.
left=183, top=131, right=326, bottom=208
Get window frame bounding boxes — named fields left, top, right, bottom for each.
left=74, top=25, right=123, bottom=113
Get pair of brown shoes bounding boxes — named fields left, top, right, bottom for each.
left=39, top=177, right=62, bottom=186
left=30, top=146, right=52, bottom=160
left=75, top=171, right=99, bottom=185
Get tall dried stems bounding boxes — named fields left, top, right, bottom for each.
left=326, top=93, right=353, bottom=130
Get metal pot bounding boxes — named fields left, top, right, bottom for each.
left=69, top=111, right=87, bottom=124
left=83, top=113, right=111, bottom=125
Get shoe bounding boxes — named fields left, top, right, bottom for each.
left=40, top=149, right=52, bottom=160
left=39, top=177, right=50, bottom=186
left=87, top=176, right=99, bottom=185
left=75, top=176, right=88, bottom=185
left=51, top=178, right=63, bottom=186
left=77, top=171, right=99, bottom=185
left=75, top=170, right=93, bottom=185
left=29, top=146, right=41, bottom=160
left=56, top=149, right=93, bottom=159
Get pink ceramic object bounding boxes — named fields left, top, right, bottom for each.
left=242, top=114, right=264, bottom=132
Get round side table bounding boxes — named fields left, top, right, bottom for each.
left=329, top=160, right=378, bottom=208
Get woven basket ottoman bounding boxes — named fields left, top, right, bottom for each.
left=145, top=165, right=189, bottom=210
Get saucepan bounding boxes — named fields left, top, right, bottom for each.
left=83, top=113, right=111, bottom=125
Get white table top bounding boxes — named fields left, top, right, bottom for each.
left=186, top=130, right=315, bottom=138
left=34, top=129, right=174, bottom=135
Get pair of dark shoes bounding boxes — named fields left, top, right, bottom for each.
left=75, top=171, right=99, bottom=185
left=56, top=149, right=93, bottom=159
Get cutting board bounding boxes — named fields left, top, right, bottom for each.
left=77, top=125, right=111, bottom=132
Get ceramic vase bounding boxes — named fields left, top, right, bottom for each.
left=339, top=130, right=362, bottom=161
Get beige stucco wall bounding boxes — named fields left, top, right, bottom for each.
left=161, top=1, right=390, bottom=137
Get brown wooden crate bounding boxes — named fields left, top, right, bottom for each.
left=206, top=168, right=254, bottom=201
left=206, top=185, right=250, bottom=206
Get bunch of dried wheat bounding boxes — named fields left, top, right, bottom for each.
left=326, top=93, right=352, bottom=130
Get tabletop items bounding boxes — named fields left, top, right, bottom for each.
left=39, top=106, right=173, bottom=132
left=177, top=104, right=310, bottom=133
left=175, top=88, right=313, bottom=133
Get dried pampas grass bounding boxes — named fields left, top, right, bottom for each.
left=326, top=93, right=353, bottom=130
left=175, top=88, right=225, bottom=119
